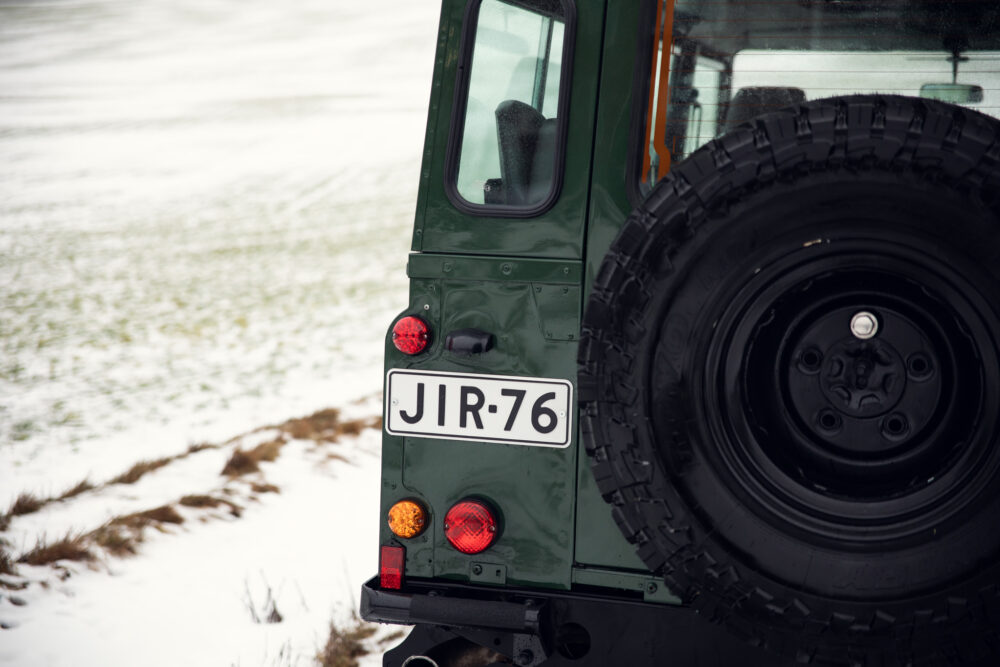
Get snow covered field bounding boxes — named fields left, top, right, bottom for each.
left=0, top=0, right=439, bottom=663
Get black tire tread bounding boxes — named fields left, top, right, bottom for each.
left=578, top=95, right=1000, bottom=666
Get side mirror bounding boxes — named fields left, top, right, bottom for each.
left=920, top=83, right=984, bottom=104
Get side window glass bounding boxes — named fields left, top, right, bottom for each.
left=636, top=0, right=1000, bottom=198
left=451, top=0, right=571, bottom=213
left=642, top=44, right=723, bottom=191
left=687, top=57, right=723, bottom=157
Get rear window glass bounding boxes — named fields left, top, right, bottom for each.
left=449, top=0, right=572, bottom=213
left=638, top=0, right=1000, bottom=193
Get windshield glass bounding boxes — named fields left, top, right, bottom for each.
left=639, top=0, right=1000, bottom=192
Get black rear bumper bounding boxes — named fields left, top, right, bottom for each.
left=360, top=575, right=795, bottom=666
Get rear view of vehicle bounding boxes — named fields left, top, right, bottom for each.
left=362, top=1, right=1000, bottom=665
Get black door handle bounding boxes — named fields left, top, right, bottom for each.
left=445, top=328, right=494, bottom=354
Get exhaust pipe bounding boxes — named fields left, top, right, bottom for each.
left=402, top=657, right=440, bottom=667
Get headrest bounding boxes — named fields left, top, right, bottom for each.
left=724, top=87, right=806, bottom=132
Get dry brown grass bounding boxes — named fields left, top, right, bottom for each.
left=116, top=505, right=185, bottom=527
left=0, top=545, right=15, bottom=576
left=109, top=457, right=172, bottom=485
left=91, top=505, right=185, bottom=557
left=316, top=614, right=378, bottom=667
left=381, top=630, right=406, bottom=645
left=250, top=438, right=284, bottom=462
left=337, top=416, right=381, bottom=437
left=378, top=630, right=406, bottom=646
left=244, top=579, right=284, bottom=625
left=279, top=408, right=342, bottom=441
left=9, top=492, right=46, bottom=517
left=221, top=438, right=286, bottom=477
left=278, top=409, right=382, bottom=443
left=58, top=479, right=94, bottom=500
left=221, top=449, right=259, bottom=476
left=178, top=494, right=221, bottom=508
left=91, top=525, right=138, bottom=557
left=18, top=534, right=93, bottom=566
left=4, top=410, right=380, bottom=571
left=179, top=495, right=242, bottom=517
left=337, top=419, right=365, bottom=437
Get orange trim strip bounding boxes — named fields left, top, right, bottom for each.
left=641, top=0, right=665, bottom=183
left=652, top=0, right=676, bottom=181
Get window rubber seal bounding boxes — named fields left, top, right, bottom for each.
left=443, top=0, right=578, bottom=219
left=625, top=0, right=661, bottom=208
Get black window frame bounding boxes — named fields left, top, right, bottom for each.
left=625, top=0, right=662, bottom=208
left=444, top=0, right=577, bottom=219
left=628, top=0, right=737, bottom=205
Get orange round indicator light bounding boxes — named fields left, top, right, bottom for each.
left=388, top=499, right=427, bottom=539
left=392, top=316, right=430, bottom=355
left=444, top=500, right=498, bottom=554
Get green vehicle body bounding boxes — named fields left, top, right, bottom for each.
left=380, top=0, right=666, bottom=599
left=368, top=0, right=1000, bottom=664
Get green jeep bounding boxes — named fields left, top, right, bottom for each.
left=360, top=1, right=1000, bottom=665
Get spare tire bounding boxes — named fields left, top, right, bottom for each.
left=578, top=95, right=1000, bottom=666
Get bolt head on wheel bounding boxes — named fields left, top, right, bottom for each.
left=850, top=311, right=879, bottom=339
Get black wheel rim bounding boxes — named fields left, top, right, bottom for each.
left=705, top=237, right=1000, bottom=545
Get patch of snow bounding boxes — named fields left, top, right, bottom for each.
left=1, top=0, right=439, bottom=664
left=1, top=430, right=389, bottom=667
left=0, top=0, right=439, bottom=506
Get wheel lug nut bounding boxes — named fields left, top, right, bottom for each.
left=850, top=311, right=879, bottom=340
left=799, top=347, right=823, bottom=373
left=907, top=353, right=933, bottom=379
left=881, top=414, right=909, bottom=439
left=817, top=409, right=842, bottom=432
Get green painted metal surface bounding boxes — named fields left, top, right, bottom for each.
left=573, top=0, right=650, bottom=573
left=583, top=0, right=641, bottom=297
left=572, top=567, right=682, bottom=605
left=379, top=0, right=679, bottom=600
left=381, top=256, right=583, bottom=590
left=411, top=0, right=604, bottom=259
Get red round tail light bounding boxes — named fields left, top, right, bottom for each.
left=392, top=316, right=430, bottom=355
left=444, top=500, right=498, bottom=554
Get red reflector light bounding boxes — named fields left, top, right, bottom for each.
left=380, top=545, right=405, bottom=589
left=392, top=316, right=430, bottom=355
left=444, top=500, right=498, bottom=554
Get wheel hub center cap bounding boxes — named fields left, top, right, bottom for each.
left=819, top=339, right=905, bottom=418
left=782, top=304, right=945, bottom=458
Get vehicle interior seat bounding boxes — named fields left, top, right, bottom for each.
left=723, top=86, right=807, bottom=133
left=494, top=99, right=555, bottom=207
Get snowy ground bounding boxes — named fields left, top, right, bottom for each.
left=0, top=0, right=439, bottom=664
left=2, top=401, right=390, bottom=667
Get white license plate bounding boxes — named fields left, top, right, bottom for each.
left=385, top=370, right=573, bottom=447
